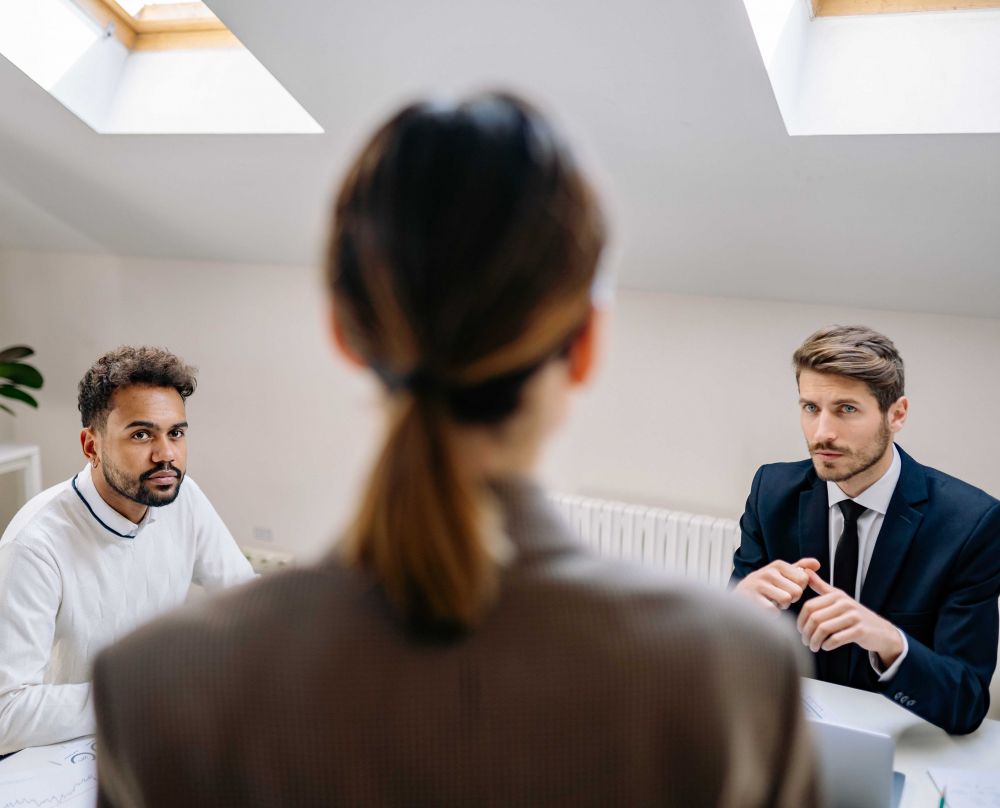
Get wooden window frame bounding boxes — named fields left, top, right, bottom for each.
left=72, top=0, right=239, bottom=50
left=814, top=0, right=1000, bottom=15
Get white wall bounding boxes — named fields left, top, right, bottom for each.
left=2, top=248, right=998, bottom=559
left=546, top=289, right=1000, bottom=518
left=0, top=249, right=378, bottom=560
left=0, top=251, right=21, bottom=525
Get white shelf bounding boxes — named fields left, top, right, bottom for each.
left=0, top=443, right=42, bottom=504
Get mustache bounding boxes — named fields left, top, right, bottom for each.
left=140, top=463, right=182, bottom=482
left=810, top=443, right=851, bottom=454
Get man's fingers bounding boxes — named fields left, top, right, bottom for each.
left=807, top=570, right=834, bottom=595
left=821, top=625, right=862, bottom=652
left=795, top=557, right=822, bottom=573
left=754, top=594, right=779, bottom=612
left=758, top=583, right=795, bottom=609
left=762, top=572, right=804, bottom=603
left=799, top=601, right=844, bottom=637
left=797, top=593, right=846, bottom=632
left=772, top=561, right=811, bottom=589
left=806, top=612, right=856, bottom=652
left=735, top=577, right=780, bottom=612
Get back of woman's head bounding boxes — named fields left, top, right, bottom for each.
left=328, top=92, right=605, bottom=634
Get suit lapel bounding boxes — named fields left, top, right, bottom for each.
left=859, top=446, right=928, bottom=616
left=798, top=476, right=830, bottom=582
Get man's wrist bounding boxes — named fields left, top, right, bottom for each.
left=875, top=621, right=904, bottom=668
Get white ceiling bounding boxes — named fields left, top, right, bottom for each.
left=1, top=0, right=999, bottom=317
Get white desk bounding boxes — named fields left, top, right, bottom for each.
left=0, top=443, right=42, bottom=505
left=803, top=678, right=1000, bottom=807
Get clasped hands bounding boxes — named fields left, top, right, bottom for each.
left=734, top=558, right=903, bottom=668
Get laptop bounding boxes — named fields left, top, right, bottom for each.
left=807, top=718, right=905, bottom=808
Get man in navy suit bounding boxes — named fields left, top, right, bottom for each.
left=732, top=325, right=1000, bottom=734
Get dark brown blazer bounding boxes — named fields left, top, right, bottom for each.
left=94, top=479, right=819, bottom=807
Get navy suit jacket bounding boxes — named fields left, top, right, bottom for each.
left=732, top=445, right=1000, bottom=734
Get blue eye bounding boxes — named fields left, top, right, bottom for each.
left=803, top=403, right=817, bottom=413
left=843, top=405, right=857, bottom=413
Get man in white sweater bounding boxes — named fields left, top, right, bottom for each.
left=0, top=346, right=255, bottom=755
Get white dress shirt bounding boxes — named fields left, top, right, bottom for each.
left=0, top=464, right=255, bottom=754
left=826, top=444, right=908, bottom=681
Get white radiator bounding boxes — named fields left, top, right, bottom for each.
left=549, top=493, right=741, bottom=588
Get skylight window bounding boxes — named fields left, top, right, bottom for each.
left=0, top=0, right=321, bottom=134
left=813, top=0, right=1000, bottom=15
left=77, top=0, right=229, bottom=51
left=744, top=0, right=1000, bottom=135
left=103, top=0, right=223, bottom=32
left=116, top=0, right=214, bottom=16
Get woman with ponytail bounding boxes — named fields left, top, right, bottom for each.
left=92, top=93, right=819, bottom=807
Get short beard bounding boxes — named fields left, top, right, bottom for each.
left=101, top=456, right=184, bottom=508
left=811, top=418, right=891, bottom=483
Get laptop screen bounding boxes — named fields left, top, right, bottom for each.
left=807, top=718, right=902, bottom=808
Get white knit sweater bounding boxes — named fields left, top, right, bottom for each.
left=0, top=464, right=255, bottom=753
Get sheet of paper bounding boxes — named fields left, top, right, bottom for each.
left=928, top=768, right=1000, bottom=808
left=40, top=737, right=98, bottom=768
left=0, top=761, right=97, bottom=808
left=0, top=737, right=98, bottom=808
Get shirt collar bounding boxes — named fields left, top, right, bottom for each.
left=827, top=443, right=901, bottom=515
left=75, top=463, right=159, bottom=539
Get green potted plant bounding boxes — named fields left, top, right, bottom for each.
left=0, top=346, right=43, bottom=416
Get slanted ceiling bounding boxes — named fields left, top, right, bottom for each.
left=1, top=0, right=1000, bottom=318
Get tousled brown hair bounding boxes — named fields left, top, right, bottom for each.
left=327, top=93, right=605, bottom=632
left=793, top=325, right=904, bottom=412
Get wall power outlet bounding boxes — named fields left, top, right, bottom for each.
left=240, top=544, right=295, bottom=574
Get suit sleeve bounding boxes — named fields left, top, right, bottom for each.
left=0, top=541, right=94, bottom=754
left=731, top=466, right=770, bottom=584
left=870, top=501, right=1000, bottom=735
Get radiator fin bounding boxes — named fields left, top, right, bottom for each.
left=549, top=494, right=740, bottom=588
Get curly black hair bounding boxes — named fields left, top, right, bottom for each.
left=78, top=346, right=197, bottom=429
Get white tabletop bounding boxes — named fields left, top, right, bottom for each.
left=803, top=677, right=1000, bottom=807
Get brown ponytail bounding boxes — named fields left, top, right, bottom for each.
left=328, top=93, right=604, bottom=631
left=347, top=394, right=499, bottom=630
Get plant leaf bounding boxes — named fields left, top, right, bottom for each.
left=0, top=385, right=38, bottom=408
left=0, top=346, right=34, bottom=362
left=0, top=402, right=14, bottom=416
left=0, top=362, right=43, bottom=389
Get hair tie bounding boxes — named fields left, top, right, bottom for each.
left=402, top=368, right=446, bottom=397
left=372, top=363, right=447, bottom=397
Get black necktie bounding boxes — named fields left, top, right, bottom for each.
left=833, top=500, right=866, bottom=596
left=824, top=499, right=867, bottom=683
